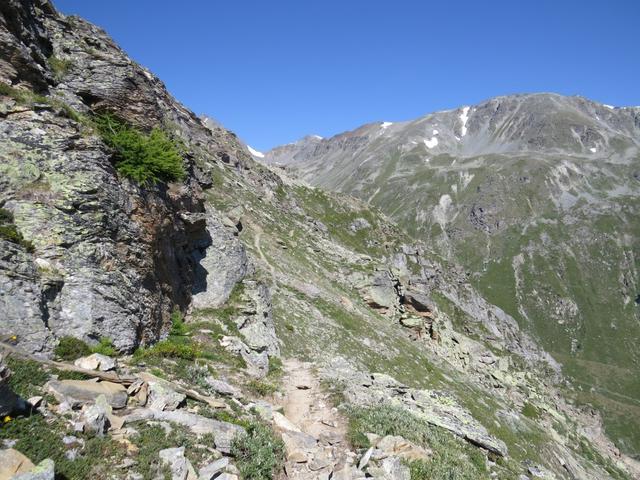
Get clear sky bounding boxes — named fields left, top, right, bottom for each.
left=54, top=0, right=639, bottom=151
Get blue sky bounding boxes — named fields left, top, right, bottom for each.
left=55, top=0, right=639, bottom=151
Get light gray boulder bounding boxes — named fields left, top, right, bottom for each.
left=191, top=210, right=248, bottom=310
left=74, top=353, right=116, bottom=372
left=158, top=447, right=198, bottom=480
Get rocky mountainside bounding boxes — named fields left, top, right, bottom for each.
left=1, top=1, right=639, bottom=480
left=263, top=94, right=640, bottom=458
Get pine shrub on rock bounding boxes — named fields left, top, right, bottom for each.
left=95, top=114, right=185, bottom=185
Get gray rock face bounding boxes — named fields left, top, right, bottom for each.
left=361, top=271, right=400, bottom=314
left=0, top=0, right=257, bottom=354
left=191, top=209, right=248, bottom=309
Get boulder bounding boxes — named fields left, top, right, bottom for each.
left=73, top=354, right=117, bottom=372
left=191, top=211, right=248, bottom=309
left=146, top=380, right=186, bottom=411
left=235, top=281, right=280, bottom=357
left=399, top=316, right=423, bottom=329
left=403, top=290, right=434, bottom=315
left=362, top=272, right=400, bottom=314
left=80, top=394, right=111, bottom=436
left=0, top=449, right=35, bottom=479
left=204, top=377, right=241, bottom=397
left=219, top=336, right=269, bottom=377
left=47, top=380, right=128, bottom=409
left=158, top=447, right=198, bottom=480
left=272, top=411, right=301, bottom=433
left=374, top=435, right=431, bottom=461
left=198, top=457, right=229, bottom=480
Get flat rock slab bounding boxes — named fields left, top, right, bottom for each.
left=12, top=459, right=55, bottom=480
left=47, top=380, right=128, bottom=409
left=0, top=448, right=35, bottom=479
left=123, top=409, right=245, bottom=454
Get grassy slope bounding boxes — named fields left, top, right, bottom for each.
left=323, top=144, right=640, bottom=456
left=199, top=158, right=631, bottom=478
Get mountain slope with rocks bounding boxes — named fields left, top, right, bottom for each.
left=0, top=1, right=638, bottom=480
left=263, top=94, right=640, bottom=459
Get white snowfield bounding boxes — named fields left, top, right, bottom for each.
left=247, top=145, right=265, bottom=158
left=460, top=106, right=470, bottom=137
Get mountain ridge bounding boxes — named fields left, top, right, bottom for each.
left=261, top=92, right=640, bottom=457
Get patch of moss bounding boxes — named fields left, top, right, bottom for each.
left=0, top=208, right=34, bottom=252
left=521, top=402, right=541, bottom=420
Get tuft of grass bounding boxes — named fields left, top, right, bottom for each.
left=267, top=356, right=283, bottom=378
left=0, top=208, right=34, bottom=252
left=6, top=358, right=50, bottom=398
left=246, top=379, right=278, bottom=397
left=91, top=337, right=117, bottom=357
left=0, top=414, right=123, bottom=479
left=0, top=82, right=47, bottom=105
left=134, top=339, right=201, bottom=361
left=231, top=422, right=285, bottom=480
left=54, top=336, right=92, bottom=361
left=48, top=55, right=73, bottom=81
left=94, top=114, right=185, bottom=185
left=346, top=405, right=489, bottom=480
left=521, top=402, right=541, bottom=420
left=169, top=309, right=188, bottom=336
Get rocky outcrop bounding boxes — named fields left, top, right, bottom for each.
left=236, top=280, right=280, bottom=357
left=191, top=209, right=248, bottom=310
left=0, top=0, right=258, bottom=354
left=324, top=360, right=508, bottom=457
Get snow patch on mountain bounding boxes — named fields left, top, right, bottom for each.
left=248, top=145, right=265, bottom=158
left=424, top=137, right=439, bottom=149
left=460, top=106, right=470, bottom=137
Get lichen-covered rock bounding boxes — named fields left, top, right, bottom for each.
left=158, top=447, right=198, bottom=480
left=324, top=361, right=508, bottom=457
left=0, top=448, right=35, bottom=478
left=361, top=271, right=400, bottom=314
left=235, top=280, right=280, bottom=357
left=122, top=409, right=245, bottom=454
left=0, top=0, right=258, bottom=355
left=12, top=458, right=55, bottom=480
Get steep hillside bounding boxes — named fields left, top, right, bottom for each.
left=263, top=94, right=640, bottom=457
left=1, top=2, right=639, bottom=479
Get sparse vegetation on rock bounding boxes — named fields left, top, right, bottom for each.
left=95, top=114, right=185, bottom=184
